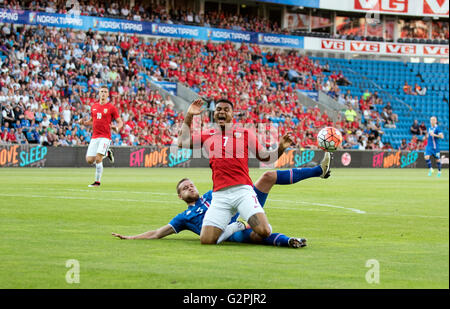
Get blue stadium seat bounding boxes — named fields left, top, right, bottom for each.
left=324, top=58, right=449, bottom=150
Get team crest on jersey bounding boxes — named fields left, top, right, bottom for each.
left=234, top=132, right=242, bottom=138
left=104, top=108, right=108, bottom=113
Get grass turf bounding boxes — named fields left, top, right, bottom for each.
left=0, top=167, right=448, bottom=289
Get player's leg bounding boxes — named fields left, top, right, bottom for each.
left=251, top=152, right=331, bottom=205
left=424, top=149, right=433, bottom=176
left=227, top=228, right=307, bottom=248
left=219, top=185, right=306, bottom=246
left=255, top=153, right=331, bottom=194
left=200, top=191, right=234, bottom=244
left=219, top=167, right=324, bottom=244
left=106, top=148, right=115, bottom=163
left=200, top=225, right=225, bottom=244
left=86, top=156, right=96, bottom=165
left=232, top=155, right=331, bottom=245
left=435, top=153, right=442, bottom=177
left=93, top=153, right=105, bottom=185
left=253, top=171, right=277, bottom=194
left=86, top=139, right=99, bottom=165
left=236, top=186, right=272, bottom=239
left=247, top=213, right=271, bottom=239
left=216, top=219, right=245, bottom=244
left=256, top=232, right=307, bottom=248
left=86, top=139, right=99, bottom=186
left=88, top=138, right=110, bottom=187
left=217, top=185, right=269, bottom=244
left=237, top=186, right=272, bottom=238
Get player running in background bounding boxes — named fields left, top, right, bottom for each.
left=81, top=85, right=123, bottom=187
left=112, top=154, right=331, bottom=248
left=424, top=116, right=444, bottom=177
left=178, top=98, right=308, bottom=245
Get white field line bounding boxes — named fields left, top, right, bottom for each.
left=39, top=188, right=175, bottom=196
left=0, top=192, right=353, bottom=215
left=25, top=188, right=365, bottom=214
left=0, top=192, right=330, bottom=213
left=9, top=189, right=449, bottom=219
left=268, top=198, right=366, bottom=214
left=0, top=193, right=172, bottom=204
left=366, top=212, right=449, bottom=219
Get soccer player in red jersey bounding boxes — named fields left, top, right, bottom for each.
left=178, top=98, right=295, bottom=244
left=82, top=86, right=123, bottom=187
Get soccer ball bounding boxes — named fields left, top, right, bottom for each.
left=317, top=127, right=343, bottom=152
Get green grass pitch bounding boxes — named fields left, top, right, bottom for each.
left=0, top=168, right=448, bottom=289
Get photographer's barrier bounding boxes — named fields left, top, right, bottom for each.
left=0, top=145, right=448, bottom=169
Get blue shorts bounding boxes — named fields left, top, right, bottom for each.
left=425, top=147, right=440, bottom=159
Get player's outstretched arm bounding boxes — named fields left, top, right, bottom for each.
left=112, top=225, right=175, bottom=240
left=253, top=133, right=294, bottom=163
left=178, top=99, right=204, bottom=149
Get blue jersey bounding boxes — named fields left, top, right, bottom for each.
left=169, top=191, right=213, bottom=235
left=168, top=186, right=267, bottom=235
left=427, top=125, right=442, bottom=151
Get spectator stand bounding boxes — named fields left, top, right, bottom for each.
left=312, top=56, right=449, bottom=151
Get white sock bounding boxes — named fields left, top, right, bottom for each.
left=217, top=222, right=245, bottom=244
left=95, top=162, right=103, bottom=182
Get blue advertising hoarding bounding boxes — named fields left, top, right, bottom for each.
left=299, top=90, right=319, bottom=101
left=29, top=11, right=147, bottom=34
left=0, top=9, right=27, bottom=23
left=153, top=81, right=178, bottom=96
left=150, top=23, right=202, bottom=39
left=257, top=33, right=303, bottom=48
left=206, top=28, right=254, bottom=43
left=91, top=17, right=146, bottom=33
left=1, top=9, right=304, bottom=49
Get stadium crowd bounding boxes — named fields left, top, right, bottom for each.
left=0, top=20, right=405, bottom=151
left=1, top=0, right=283, bottom=34
left=1, top=0, right=448, bottom=42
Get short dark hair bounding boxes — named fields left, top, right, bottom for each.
left=100, top=85, right=109, bottom=90
left=176, top=178, right=190, bottom=194
left=215, top=99, right=233, bottom=109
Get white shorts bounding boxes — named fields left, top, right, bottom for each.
left=202, top=185, right=265, bottom=231
left=86, top=137, right=111, bottom=157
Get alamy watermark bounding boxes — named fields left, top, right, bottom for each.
left=65, top=259, right=80, bottom=284
left=365, top=259, right=380, bottom=284
left=177, top=120, right=287, bottom=161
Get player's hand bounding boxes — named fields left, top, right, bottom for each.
left=112, top=232, right=132, bottom=240
left=187, top=99, right=205, bottom=116
left=280, top=133, right=295, bottom=149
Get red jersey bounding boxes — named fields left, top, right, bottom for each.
left=91, top=102, right=119, bottom=139
left=196, top=126, right=263, bottom=192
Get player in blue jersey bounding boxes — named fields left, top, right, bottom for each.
left=112, top=153, right=332, bottom=248
left=424, top=116, right=444, bottom=177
